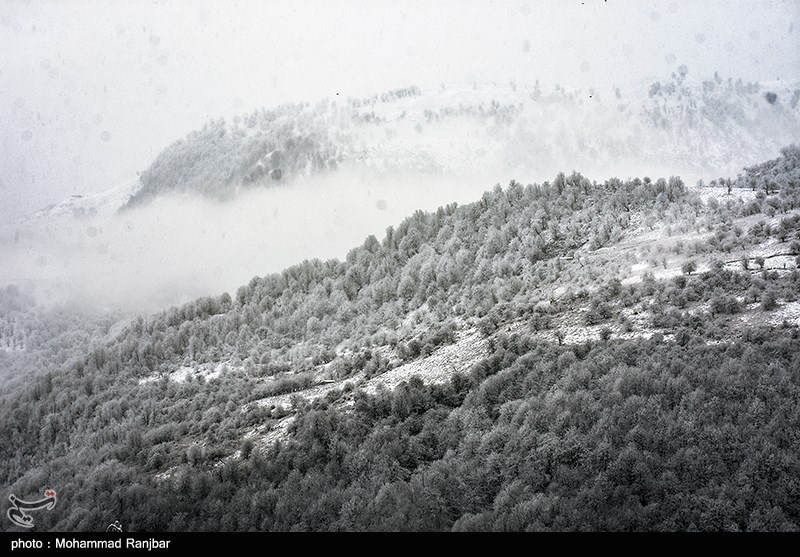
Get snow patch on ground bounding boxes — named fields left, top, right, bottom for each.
left=252, top=374, right=360, bottom=412
left=739, top=300, right=800, bottom=328
left=247, top=328, right=489, bottom=450
left=772, top=301, right=800, bottom=326
left=691, top=185, right=758, bottom=204
left=360, top=329, right=487, bottom=396
left=138, top=362, right=227, bottom=385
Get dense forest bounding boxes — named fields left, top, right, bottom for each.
left=2, top=146, right=800, bottom=531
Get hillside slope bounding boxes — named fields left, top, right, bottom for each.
left=2, top=148, right=800, bottom=531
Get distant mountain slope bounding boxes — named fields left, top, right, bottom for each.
left=24, top=180, right=137, bottom=222
left=120, top=74, right=800, bottom=209
left=121, top=87, right=423, bottom=209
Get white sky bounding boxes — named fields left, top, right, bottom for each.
left=1, top=0, right=798, bottom=219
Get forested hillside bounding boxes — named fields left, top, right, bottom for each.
left=121, top=87, right=422, bottom=208
left=2, top=147, right=800, bottom=531
left=120, top=75, right=800, bottom=210
left=0, top=286, right=122, bottom=392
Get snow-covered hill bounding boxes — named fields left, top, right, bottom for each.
left=120, top=74, right=800, bottom=208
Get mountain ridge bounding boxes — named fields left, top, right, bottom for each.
left=117, top=73, right=800, bottom=211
